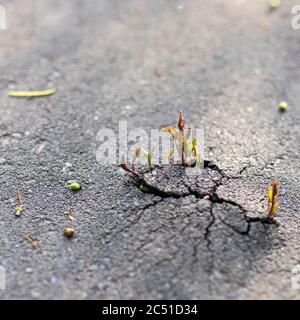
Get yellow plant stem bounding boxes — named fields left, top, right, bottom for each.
left=8, top=88, right=56, bottom=97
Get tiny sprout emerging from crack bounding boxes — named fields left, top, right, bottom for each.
left=189, top=138, right=201, bottom=168
left=166, top=149, right=174, bottom=165
left=162, top=111, right=201, bottom=167
left=178, top=111, right=186, bottom=165
left=120, top=112, right=202, bottom=177
left=267, top=179, right=280, bottom=219
left=120, top=147, right=154, bottom=176
left=120, top=155, right=140, bottom=177
left=131, top=147, right=141, bottom=172
left=178, top=111, right=186, bottom=131
left=142, top=149, right=153, bottom=169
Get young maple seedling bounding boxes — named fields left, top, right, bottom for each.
left=267, top=179, right=280, bottom=220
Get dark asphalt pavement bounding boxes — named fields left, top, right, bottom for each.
left=0, top=0, right=299, bottom=299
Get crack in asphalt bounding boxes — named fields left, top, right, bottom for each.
left=218, top=216, right=251, bottom=236
left=203, top=202, right=215, bottom=250
left=136, top=162, right=258, bottom=214
left=128, top=160, right=278, bottom=249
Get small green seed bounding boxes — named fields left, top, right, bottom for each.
left=139, top=184, right=150, bottom=193
left=278, top=101, right=288, bottom=112
left=268, top=0, right=280, bottom=9
left=67, top=181, right=81, bottom=191
left=15, top=207, right=23, bottom=216
left=64, top=227, right=75, bottom=238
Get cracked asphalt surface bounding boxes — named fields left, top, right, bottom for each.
left=0, top=0, right=300, bottom=299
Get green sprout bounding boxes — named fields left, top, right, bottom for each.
left=267, top=179, right=280, bottom=219
left=120, top=155, right=140, bottom=177
left=189, top=138, right=201, bottom=168
left=142, top=149, right=153, bottom=169
left=130, top=147, right=141, bottom=173
left=166, top=149, right=174, bottom=165
left=120, top=145, right=155, bottom=176
left=162, top=112, right=201, bottom=167
left=120, top=112, right=201, bottom=178
left=178, top=111, right=186, bottom=165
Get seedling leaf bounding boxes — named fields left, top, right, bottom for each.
left=120, top=155, right=139, bottom=176
left=267, top=179, right=280, bottom=218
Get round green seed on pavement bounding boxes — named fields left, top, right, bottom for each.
left=268, top=0, right=280, bottom=9
left=67, top=181, right=81, bottom=191
left=278, top=101, right=288, bottom=112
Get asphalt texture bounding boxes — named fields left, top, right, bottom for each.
left=0, top=0, right=300, bottom=299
